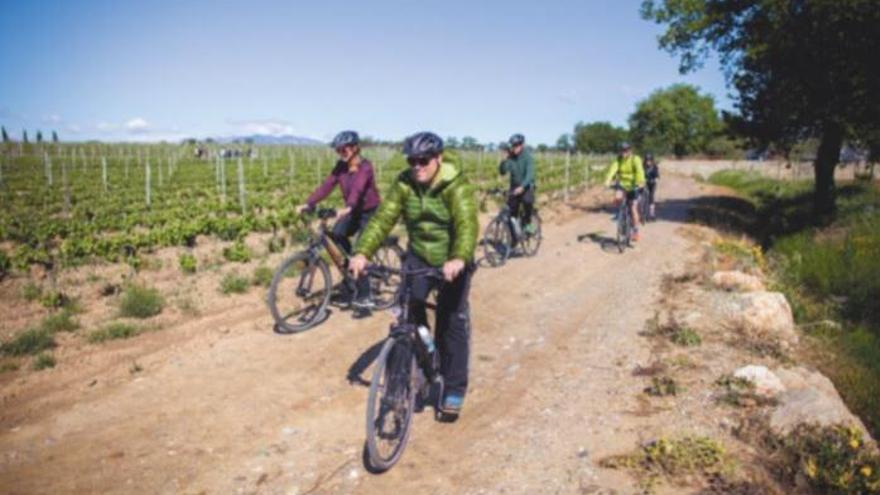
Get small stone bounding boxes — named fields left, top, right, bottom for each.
left=733, top=365, right=785, bottom=398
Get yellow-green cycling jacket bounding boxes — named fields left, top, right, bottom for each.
left=354, top=161, right=479, bottom=267
left=603, top=155, right=646, bottom=191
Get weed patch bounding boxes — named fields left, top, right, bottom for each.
left=119, top=284, right=164, bottom=318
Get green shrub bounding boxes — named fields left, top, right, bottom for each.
left=0, top=361, right=20, bottom=373
left=1, top=328, right=55, bottom=356
left=252, top=265, right=273, bottom=288
left=40, top=309, right=80, bottom=333
left=32, top=352, right=56, bottom=370
left=601, top=436, right=728, bottom=493
left=40, top=289, right=70, bottom=309
left=644, top=376, right=681, bottom=397
left=88, top=322, right=141, bottom=343
left=671, top=327, right=702, bottom=347
left=771, top=424, right=880, bottom=494
left=21, top=281, right=42, bottom=301
left=220, top=272, right=249, bottom=295
left=222, top=241, right=251, bottom=263
left=119, top=284, right=164, bottom=318
left=266, top=237, right=285, bottom=254
left=178, top=252, right=197, bottom=274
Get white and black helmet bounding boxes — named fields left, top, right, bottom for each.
left=402, top=131, right=444, bottom=158
left=330, top=130, right=359, bottom=148
left=508, top=133, right=525, bottom=147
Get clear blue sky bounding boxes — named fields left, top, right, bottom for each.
left=0, top=0, right=732, bottom=145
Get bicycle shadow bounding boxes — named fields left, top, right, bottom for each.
left=346, top=339, right=385, bottom=387
left=271, top=309, right=332, bottom=335
left=576, top=231, right=624, bottom=253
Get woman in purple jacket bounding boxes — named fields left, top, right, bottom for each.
left=296, top=130, right=381, bottom=307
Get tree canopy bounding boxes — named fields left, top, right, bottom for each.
left=628, top=83, right=721, bottom=157
left=642, top=0, right=880, bottom=218
left=573, top=121, right=627, bottom=154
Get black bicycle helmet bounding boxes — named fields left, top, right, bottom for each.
left=644, top=152, right=654, bottom=161
left=330, top=130, right=359, bottom=148
left=402, top=131, right=444, bottom=158
left=508, top=133, right=525, bottom=147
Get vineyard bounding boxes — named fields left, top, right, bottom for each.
left=0, top=143, right=608, bottom=275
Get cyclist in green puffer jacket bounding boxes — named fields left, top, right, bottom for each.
left=350, top=131, right=478, bottom=417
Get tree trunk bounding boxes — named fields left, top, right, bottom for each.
left=813, top=123, right=843, bottom=222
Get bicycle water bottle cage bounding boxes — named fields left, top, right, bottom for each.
left=317, top=208, right=337, bottom=220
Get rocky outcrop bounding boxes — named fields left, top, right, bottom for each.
left=711, top=271, right=765, bottom=292
left=719, top=291, right=799, bottom=351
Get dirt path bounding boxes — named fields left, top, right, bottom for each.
left=1, top=176, right=706, bottom=495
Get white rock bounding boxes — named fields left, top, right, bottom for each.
left=733, top=365, right=785, bottom=398
left=724, top=291, right=799, bottom=350
left=769, top=366, right=872, bottom=440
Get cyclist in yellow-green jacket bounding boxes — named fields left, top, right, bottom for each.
left=604, top=142, right=646, bottom=240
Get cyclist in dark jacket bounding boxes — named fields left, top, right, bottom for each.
left=296, top=130, right=380, bottom=306
left=499, top=133, right=537, bottom=237
left=350, top=131, right=478, bottom=417
left=643, top=153, right=660, bottom=220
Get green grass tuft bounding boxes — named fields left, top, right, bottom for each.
left=178, top=252, right=197, bottom=274
left=222, top=241, right=251, bottom=263
left=118, top=284, right=164, bottom=319
left=87, top=322, right=141, bottom=343
left=220, top=272, right=249, bottom=295
left=1, top=328, right=55, bottom=356
left=251, top=265, right=273, bottom=288
left=32, top=352, right=56, bottom=370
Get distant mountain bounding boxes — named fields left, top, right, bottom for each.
left=214, top=134, right=325, bottom=146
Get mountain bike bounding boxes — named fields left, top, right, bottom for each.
left=365, top=266, right=447, bottom=472
left=614, top=187, right=636, bottom=253
left=267, top=208, right=403, bottom=333
left=481, top=188, right=542, bottom=267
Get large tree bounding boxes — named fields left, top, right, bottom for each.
left=573, top=121, right=627, bottom=154
left=628, top=83, right=721, bottom=157
left=1, top=126, right=8, bottom=143
left=642, top=0, right=880, bottom=219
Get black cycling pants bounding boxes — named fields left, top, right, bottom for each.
left=403, top=253, right=474, bottom=397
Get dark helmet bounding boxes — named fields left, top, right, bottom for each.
left=619, top=141, right=632, bottom=152
left=644, top=152, right=654, bottom=161
left=508, top=133, right=525, bottom=147
left=402, top=131, right=444, bottom=158
left=330, top=130, right=359, bottom=148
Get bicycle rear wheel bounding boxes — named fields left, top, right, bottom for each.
left=366, top=336, right=417, bottom=472
left=267, top=252, right=332, bottom=333
left=481, top=215, right=512, bottom=267
left=520, top=211, right=542, bottom=257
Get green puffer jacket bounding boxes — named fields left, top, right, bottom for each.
left=354, top=162, right=479, bottom=267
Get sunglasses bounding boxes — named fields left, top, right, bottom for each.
left=407, top=156, right=433, bottom=168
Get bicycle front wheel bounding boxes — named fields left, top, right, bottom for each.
left=616, top=208, right=627, bottom=253
left=482, top=215, right=512, bottom=267
left=267, top=252, right=332, bottom=333
left=365, top=336, right=417, bottom=472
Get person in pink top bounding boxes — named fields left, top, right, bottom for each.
left=296, top=130, right=381, bottom=307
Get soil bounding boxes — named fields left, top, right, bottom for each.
left=0, top=176, right=777, bottom=494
